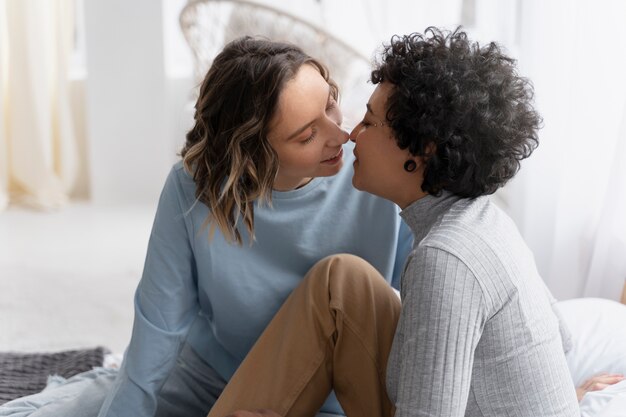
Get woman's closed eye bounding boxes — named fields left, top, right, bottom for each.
left=300, top=96, right=342, bottom=145
left=302, top=127, right=317, bottom=144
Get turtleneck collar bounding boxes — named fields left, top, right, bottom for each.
left=399, top=190, right=462, bottom=244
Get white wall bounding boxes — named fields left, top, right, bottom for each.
left=84, top=0, right=177, bottom=205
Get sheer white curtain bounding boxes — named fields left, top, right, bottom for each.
left=0, top=0, right=78, bottom=210
left=582, top=105, right=626, bottom=300
left=500, top=0, right=626, bottom=301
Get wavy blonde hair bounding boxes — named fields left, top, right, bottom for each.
left=181, top=37, right=337, bottom=245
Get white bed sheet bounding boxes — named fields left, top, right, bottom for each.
left=556, top=298, right=626, bottom=417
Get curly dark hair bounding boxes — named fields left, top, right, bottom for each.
left=372, top=27, right=542, bottom=198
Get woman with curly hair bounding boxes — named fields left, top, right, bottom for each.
left=207, top=28, right=583, bottom=417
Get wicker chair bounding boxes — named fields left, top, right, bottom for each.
left=179, top=0, right=372, bottom=127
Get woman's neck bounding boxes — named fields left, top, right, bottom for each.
left=272, top=176, right=314, bottom=191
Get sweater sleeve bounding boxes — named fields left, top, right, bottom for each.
left=392, top=245, right=488, bottom=417
left=98, top=167, right=200, bottom=417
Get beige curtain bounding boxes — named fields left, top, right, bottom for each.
left=0, top=0, right=8, bottom=210
left=0, top=0, right=78, bottom=210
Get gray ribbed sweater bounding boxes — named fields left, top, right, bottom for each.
left=386, top=192, right=580, bottom=416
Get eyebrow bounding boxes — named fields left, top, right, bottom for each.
left=284, top=86, right=333, bottom=141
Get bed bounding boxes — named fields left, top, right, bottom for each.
left=556, top=298, right=626, bottom=417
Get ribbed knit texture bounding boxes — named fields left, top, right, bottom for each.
left=386, top=192, right=580, bottom=416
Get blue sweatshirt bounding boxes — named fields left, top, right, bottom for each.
left=98, top=143, right=412, bottom=416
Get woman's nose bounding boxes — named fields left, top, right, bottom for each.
left=340, top=129, right=350, bottom=143
left=349, top=124, right=362, bottom=143
left=327, top=122, right=349, bottom=145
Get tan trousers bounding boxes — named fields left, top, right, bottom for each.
left=207, top=254, right=401, bottom=417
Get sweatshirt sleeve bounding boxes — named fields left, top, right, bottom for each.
left=98, top=167, right=200, bottom=417
left=392, top=245, right=487, bottom=417
left=391, top=220, right=414, bottom=290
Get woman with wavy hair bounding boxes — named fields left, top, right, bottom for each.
left=2, top=35, right=413, bottom=417
left=206, top=28, right=589, bottom=417
left=84, top=37, right=412, bottom=417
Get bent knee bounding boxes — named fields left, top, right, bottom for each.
left=318, top=253, right=373, bottom=272
left=313, top=254, right=387, bottom=286
left=297, top=254, right=396, bottom=311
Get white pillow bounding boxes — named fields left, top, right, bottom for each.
left=578, top=381, right=626, bottom=417
left=555, top=298, right=626, bottom=417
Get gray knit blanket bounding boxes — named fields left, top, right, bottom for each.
left=0, top=347, right=108, bottom=405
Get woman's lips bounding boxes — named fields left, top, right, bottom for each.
left=322, top=148, right=343, bottom=164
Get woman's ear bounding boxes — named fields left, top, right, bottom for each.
left=403, top=152, right=427, bottom=173
left=403, top=159, right=418, bottom=173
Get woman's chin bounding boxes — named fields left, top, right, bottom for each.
left=351, top=175, right=366, bottom=192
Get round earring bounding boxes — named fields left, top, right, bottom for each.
left=404, top=160, right=417, bottom=173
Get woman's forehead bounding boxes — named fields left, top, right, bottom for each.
left=368, top=82, right=394, bottom=116
left=281, top=65, right=329, bottom=106
left=269, top=65, right=330, bottom=139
